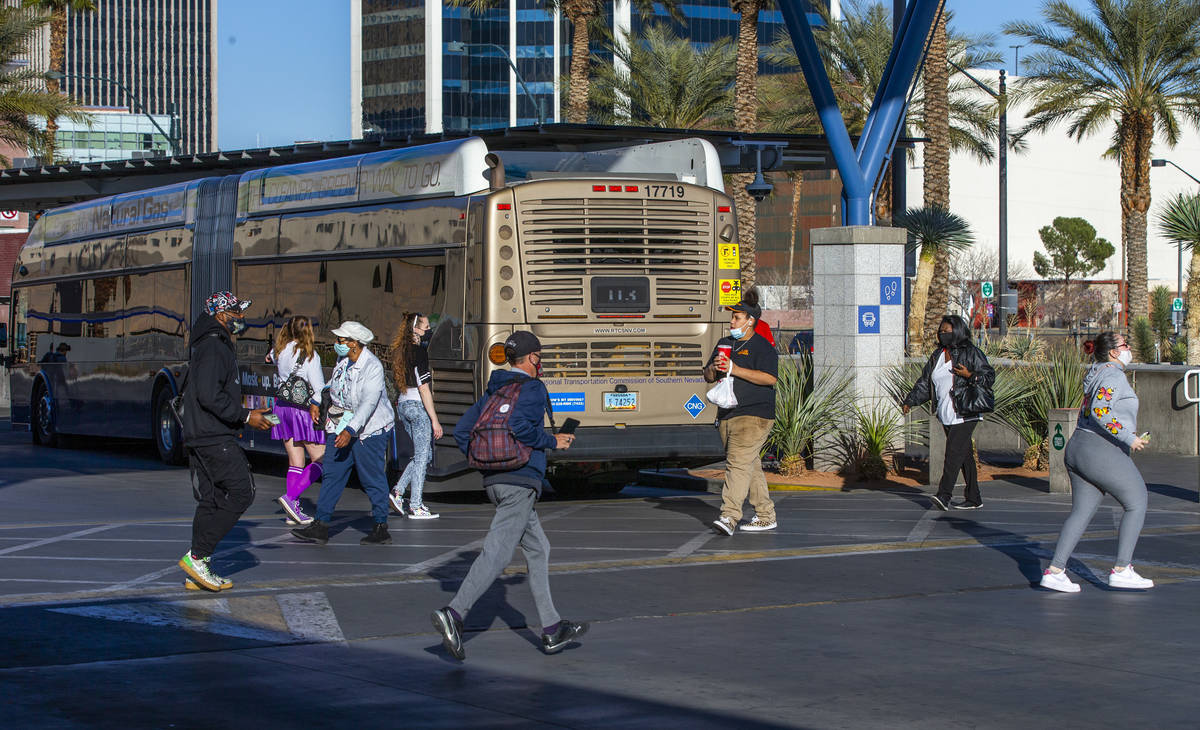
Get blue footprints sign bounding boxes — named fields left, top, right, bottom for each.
left=880, top=276, right=902, bottom=305
left=684, top=394, right=706, bottom=419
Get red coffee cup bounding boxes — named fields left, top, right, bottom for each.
left=717, top=344, right=732, bottom=363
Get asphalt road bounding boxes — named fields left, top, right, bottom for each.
left=1, top=423, right=1197, bottom=729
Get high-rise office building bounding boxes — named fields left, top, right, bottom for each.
left=27, top=0, right=218, bottom=155
left=352, top=1, right=826, bottom=138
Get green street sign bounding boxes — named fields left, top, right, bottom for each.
left=1173, top=297, right=1184, bottom=312
left=981, top=281, right=994, bottom=299
left=1052, top=424, right=1065, bottom=451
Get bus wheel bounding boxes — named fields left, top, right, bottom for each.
left=154, top=388, right=186, bottom=465
left=31, top=382, right=58, bottom=447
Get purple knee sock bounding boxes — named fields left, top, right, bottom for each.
left=285, top=466, right=304, bottom=500
left=292, top=462, right=323, bottom=498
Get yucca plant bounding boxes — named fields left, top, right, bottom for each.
left=898, top=206, right=975, bottom=354
left=1019, top=347, right=1085, bottom=469
left=1157, top=192, right=1200, bottom=364
left=767, top=351, right=853, bottom=476
left=881, top=358, right=930, bottom=447
left=833, top=401, right=905, bottom=481
left=995, top=334, right=1048, bottom=362
left=1130, top=316, right=1156, bottom=363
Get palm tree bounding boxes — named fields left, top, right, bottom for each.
left=589, top=25, right=735, bottom=128
left=1157, top=192, right=1200, bottom=364
left=1005, top=0, right=1200, bottom=323
left=921, top=4, right=952, bottom=348
left=729, top=0, right=769, bottom=286
left=0, top=6, right=88, bottom=165
left=448, top=0, right=680, bottom=125
left=898, top=206, right=975, bottom=353
left=23, top=0, right=95, bottom=163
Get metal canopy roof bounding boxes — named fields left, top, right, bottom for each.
left=0, top=123, right=898, bottom=211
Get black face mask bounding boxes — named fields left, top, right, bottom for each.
left=420, top=330, right=432, bottom=347
left=938, top=332, right=954, bottom=347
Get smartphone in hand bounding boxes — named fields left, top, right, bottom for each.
left=262, top=410, right=281, bottom=426
left=559, top=417, right=580, bottom=435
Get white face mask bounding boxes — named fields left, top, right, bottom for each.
left=1116, top=349, right=1133, bottom=366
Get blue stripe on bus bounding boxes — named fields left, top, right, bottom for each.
left=261, top=186, right=358, bottom=204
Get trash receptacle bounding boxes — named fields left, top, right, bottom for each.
left=1048, top=408, right=1077, bottom=493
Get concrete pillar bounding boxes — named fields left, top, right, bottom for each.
left=811, top=226, right=907, bottom=467
left=1048, top=408, right=1077, bottom=493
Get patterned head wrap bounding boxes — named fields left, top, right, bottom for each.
left=205, top=291, right=252, bottom=315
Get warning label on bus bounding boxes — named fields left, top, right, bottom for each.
left=718, top=278, right=742, bottom=306
left=718, top=243, right=739, bottom=270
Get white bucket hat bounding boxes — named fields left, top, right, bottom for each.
left=331, top=321, right=375, bottom=344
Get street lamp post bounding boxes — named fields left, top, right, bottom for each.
left=47, top=70, right=180, bottom=157
left=1151, top=158, right=1200, bottom=311
left=446, top=41, right=546, bottom=126
left=950, top=62, right=1009, bottom=335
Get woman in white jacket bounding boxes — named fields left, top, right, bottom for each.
left=291, top=321, right=396, bottom=546
left=269, top=316, right=326, bottom=526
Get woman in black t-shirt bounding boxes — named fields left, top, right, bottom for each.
left=388, top=312, right=443, bottom=519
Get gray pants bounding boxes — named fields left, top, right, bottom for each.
left=449, top=482, right=561, bottom=629
left=1051, top=429, right=1148, bottom=569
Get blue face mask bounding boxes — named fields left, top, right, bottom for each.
left=730, top=325, right=746, bottom=339
left=333, top=343, right=351, bottom=357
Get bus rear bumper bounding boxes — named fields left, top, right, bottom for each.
left=548, top=424, right=724, bottom=464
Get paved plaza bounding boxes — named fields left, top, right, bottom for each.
left=0, top=422, right=1196, bottom=728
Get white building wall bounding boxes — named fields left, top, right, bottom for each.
left=906, top=72, right=1200, bottom=292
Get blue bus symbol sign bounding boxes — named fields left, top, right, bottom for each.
left=858, top=305, right=880, bottom=334
left=684, top=394, right=706, bottom=419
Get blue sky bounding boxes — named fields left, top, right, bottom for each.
left=215, top=0, right=1074, bottom=151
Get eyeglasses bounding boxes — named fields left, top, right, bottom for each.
left=1116, top=342, right=1130, bottom=350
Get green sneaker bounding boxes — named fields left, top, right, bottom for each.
left=178, top=551, right=228, bottom=591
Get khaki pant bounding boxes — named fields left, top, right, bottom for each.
left=718, top=415, right=775, bottom=522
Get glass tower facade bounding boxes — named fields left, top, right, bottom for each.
left=357, top=1, right=827, bottom=136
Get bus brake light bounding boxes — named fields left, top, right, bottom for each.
left=718, top=206, right=731, bottom=212
left=496, top=203, right=511, bottom=210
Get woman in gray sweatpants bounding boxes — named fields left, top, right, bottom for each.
left=1040, top=332, right=1154, bottom=593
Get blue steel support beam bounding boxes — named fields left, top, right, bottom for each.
left=776, top=0, right=941, bottom=225
left=777, top=0, right=872, bottom=225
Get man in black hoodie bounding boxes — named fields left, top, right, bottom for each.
left=178, top=291, right=272, bottom=591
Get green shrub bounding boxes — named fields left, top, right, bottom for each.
left=982, top=334, right=1048, bottom=362
left=1167, top=335, right=1189, bottom=363
left=834, top=401, right=905, bottom=481
left=1130, top=316, right=1157, bottom=363
left=768, top=352, right=853, bottom=476
left=1149, top=285, right=1174, bottom=347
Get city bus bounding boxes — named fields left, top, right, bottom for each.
left=7, top=136, right=740, bottom=488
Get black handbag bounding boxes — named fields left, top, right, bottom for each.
left=275, top=357, right=315, bottom=407
left=954, top=378, right=994, bottom=416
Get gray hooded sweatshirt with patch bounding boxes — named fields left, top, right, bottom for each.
left=1076, top=362, right=1138, bottom=452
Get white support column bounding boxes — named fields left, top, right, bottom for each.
left=811, top=226, right=907, bottom=437
left=425, top=0, right=444, bottom=134
left=552, top=6, right=561, bottom=122
left=509, top=0, right=518, bottom=126
left=613, top=0, right=632, bottom=122
left=350, top=0, right=362, bottom=138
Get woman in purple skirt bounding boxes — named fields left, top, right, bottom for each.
left=270, top=316, right=326, bottom=525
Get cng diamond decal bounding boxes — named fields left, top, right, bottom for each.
left=684, top=394, right=706, bottom=419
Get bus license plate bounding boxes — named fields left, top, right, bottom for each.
left=603, top=391, right=638, bottom=411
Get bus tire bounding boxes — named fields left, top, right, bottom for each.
left=31, top=381, right=59, bottom=448
left=153, top=387, right=186, bottom=465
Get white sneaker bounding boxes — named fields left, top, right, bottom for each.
left=1109, top=566, right=1154, bottom=589
left=408, top=505, right=440, bottom=520
left=712, top=516, right=736, bottom=536
left=388, top=490, right=405, bottom=515
left=1040, top=569, right=1080, bottom=593
left=741, top=516, right=777, bottom=532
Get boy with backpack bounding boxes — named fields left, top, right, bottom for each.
left=432, top=331, right=588, bottom=660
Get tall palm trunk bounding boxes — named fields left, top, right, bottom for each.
left=786, top=171, right=804, bottom=307
left=874, top=166, right=892, bottom=225
left=919, top=6, right=949, bottom=350
left=43, top=6, right=68, bottom=164
left=731, top=0, right=762, bottom=286
left=564, top=1, right=596, bottom=124
left=1187, top=247, right=1200, bottom=364
left=908, top=249, right=937, bottom=352
left=1119, top=111, right=1154, bottom=323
